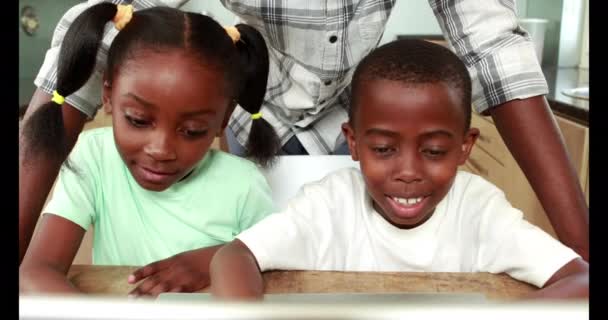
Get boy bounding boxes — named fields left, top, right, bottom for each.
left=209, top=39, right=588, bottom=299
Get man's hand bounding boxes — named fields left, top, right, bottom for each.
left=127, top=245, right=222, bottom=297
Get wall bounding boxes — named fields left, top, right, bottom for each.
left=578, top=0, right=588, bottom=69
left=379, top=0, right=442, bottom=44
left=19, top=0, right=82, bottom=106
left=382, top=0, right=529, bottom=44
left=525, top=0, right=586, bottom=67
left=179, top=1, right=237, bottom=25
left=522, top=0, right=563, bottom=66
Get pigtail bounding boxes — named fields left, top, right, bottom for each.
left=233, top=24, right=280, bottom=168
left=22, top=2, right=118, bottom=164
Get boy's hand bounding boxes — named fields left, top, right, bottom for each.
left=127, top=245, right=222, bottom=297
left=210, top=239, right=265, bottom=300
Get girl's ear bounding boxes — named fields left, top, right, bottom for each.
left=102, top=77, right=112, bottom=112
left=341, top=122, right=359, bottom=161
left=458, top=127, right=480, bottom=165
left=220, top=100, right=238, bottom=131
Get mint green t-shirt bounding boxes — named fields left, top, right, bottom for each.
left=43, top=127, right=275, bottom=266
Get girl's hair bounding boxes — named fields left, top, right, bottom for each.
left=22, top=3, right=280, bottom=167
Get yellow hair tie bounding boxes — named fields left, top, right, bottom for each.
left=250, top=112, right=262, bottom=120
left=113, top=4, right=133, bottom=31
left=52, top=90, right=65, bottom=105
left=224, top=26, right=241, bottom=44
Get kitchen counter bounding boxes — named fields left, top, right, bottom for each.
left=542, top=66, right=589, bottom=126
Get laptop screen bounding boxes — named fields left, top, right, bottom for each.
left=20, top=294, right=588, bottom=320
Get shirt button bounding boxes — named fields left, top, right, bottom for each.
left=324, top=80, right=332, bottom=86
left=329, top=35, right=338, bottom=43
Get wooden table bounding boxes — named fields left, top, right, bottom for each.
left=67, top=264, right=535, bottom=300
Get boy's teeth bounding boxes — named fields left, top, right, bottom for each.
left=393, top=197, right=423, bottom=205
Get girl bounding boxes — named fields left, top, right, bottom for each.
left=20, top=3, right=279, bottom=296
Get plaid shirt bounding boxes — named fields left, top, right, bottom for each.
left=35, top=0, right=548, bottom=155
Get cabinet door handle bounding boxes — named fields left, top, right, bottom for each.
left=468, top=158, right=488, bottom=176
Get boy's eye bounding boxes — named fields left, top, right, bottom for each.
left=422, top=148, right=447, bottom=158
left=372, top=146, right=395, bottom=155
left=125, top=115, right=150, bottom=128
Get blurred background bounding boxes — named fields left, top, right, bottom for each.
left=19, top=0, right=589, bottom=107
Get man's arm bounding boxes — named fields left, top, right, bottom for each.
left=20, top=0, right=105, bottom=264
left=489, top=97, right=589, bottom=260
left=19, top=89, right=87, bottom=264
left=527, top=257, right=588, bottom=299
left=209, top=239, right=264, bottom=300
left=428, top=0, right=588, bottom=260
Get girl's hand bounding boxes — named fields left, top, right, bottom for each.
left=127, top=245, right=222, bottom=297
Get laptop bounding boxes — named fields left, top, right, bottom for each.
left=259, top=155, right=359, bottom=210
left=20, top=294, right=589, bottom=320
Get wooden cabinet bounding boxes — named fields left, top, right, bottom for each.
left=460, top=112, right=589, bottom=238
left=555, top=116, right=589, bottom=192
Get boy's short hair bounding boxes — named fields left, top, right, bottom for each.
left=350, top=39, right=472, bottom=130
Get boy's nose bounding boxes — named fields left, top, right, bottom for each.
left=393, top=151, right=423, bottom=183
left=144, top=133, right=177, bottom=161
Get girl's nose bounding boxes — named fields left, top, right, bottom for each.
left=144, top=132, right=177, bottom=161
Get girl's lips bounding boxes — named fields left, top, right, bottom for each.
left=385, top=195, right=429, bottom=219
left=137, top=166, right=179, bottom=185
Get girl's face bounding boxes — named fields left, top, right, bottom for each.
left=103, top=49, right=233, bottom=191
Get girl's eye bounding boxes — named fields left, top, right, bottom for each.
left=125, top=115, right=149, bottom=128
left=181, top=128, right=208, bottom=138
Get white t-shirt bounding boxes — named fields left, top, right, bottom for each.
left=238, top=168, right=580, bottom=288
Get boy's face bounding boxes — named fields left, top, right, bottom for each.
left=342, top=79, right=479, bottom=229
left=103, top=50, right=233, bottom=191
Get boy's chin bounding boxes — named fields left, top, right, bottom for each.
left=374, top=201, right=434, bottom=230
left=384, top=212, right=433, bottom=229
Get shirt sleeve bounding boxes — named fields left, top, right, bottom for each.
left=235, top=167, right=276, bottom=232
left=236, top=179, right=335, bottom=272
left=428, top=0, right=548, bottom=113
left=42, top=132, right=101, bottom=231
left=475, top=188, right=580, bottom=288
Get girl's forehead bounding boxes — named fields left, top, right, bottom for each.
left=122, top=48, right=199, bottom=66
left=113, top=49, right=224, bottom=79
left=108, top=50, right=231, bottom=111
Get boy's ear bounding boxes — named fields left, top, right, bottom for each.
left=341, top=122, right=359, bottom=161
left=102, top=76, right=112, bottom=113
left=458, top=127, right=480, bottom=164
